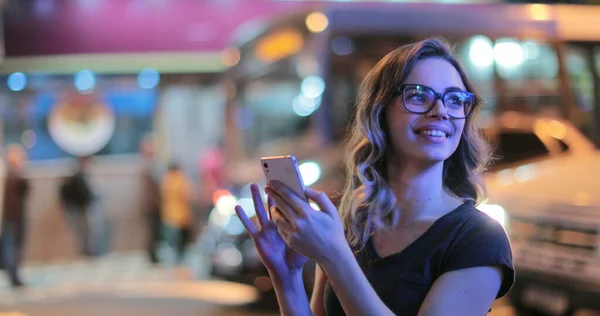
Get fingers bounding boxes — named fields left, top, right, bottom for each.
left=271, top=202, right=297, bottom=229
left=272, top=207, right=295, bottom=233
left=268, top=195, right=276, bottom=209
left=251, top=183, right=269, bottom=227
left=235, top=205, right=258, bottom=236
left=266, top=189, right=301, bottom=227
left=267, top=196, right=275, bottom=219
left=305, top=187, right=337, bottom=216
left=277, top=228, right=292, bottom=245
left=271, top=207, right=294, bottom=244
left=266, top=181, right=308, bottom=218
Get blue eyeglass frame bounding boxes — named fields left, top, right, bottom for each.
left=395, top=83, right=475, bottom=119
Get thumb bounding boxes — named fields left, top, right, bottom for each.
left=305, top=188, right=337, bottom=217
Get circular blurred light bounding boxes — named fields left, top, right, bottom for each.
left=528, top=4, right=551, bottom=21
left=215, top=193, right=238, bottom=217
left=221, top=47, right=241, bottom=67
left=208, top=206, right=231, bottom=228
left=478, top=204, right=506, bottom=227
left=293, top=97, right=314, bottom=117
left=331, top=36, right=354, bottom=56
left=21, top=129, right=37, bottom=149
left=494, top=40, right=524, bottom=68
left=224, top=215, right=246, bottom=236
left=468, top=36, right=494, bottom=68
left=522, top=41, right=540, bottom=60
left=573, top=192, right=592, bottom=207
left=292, top=94, right=321, bottom=117
left=137, top=68, right=160, bottom=89
left=214, top=243, right=243, bottom=268
left=48, top=99, right=116, bottom=156
left=514, top=164, right=534, bottom=183
left=237, top=198, right=256, bottom=218
left=547, top=120, right=566, bottom=140
left=74, top=70, right=96, bottom=93
left=305, top=12, right=328, bottom=33
left=298, top=161, right=321, bottom=186
left=300, top=76, right=325, bottom=99
left=497, top=169, right=513, bottom=186
left=8, top=72, right=27, bottom=92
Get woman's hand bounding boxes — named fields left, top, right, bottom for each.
left=266, top=181, right=347, bottom=264
left=235, top=184, right=308, bottom=278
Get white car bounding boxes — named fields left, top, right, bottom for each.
left=480, top=111, right=600, bottom=315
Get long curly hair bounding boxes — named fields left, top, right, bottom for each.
left=338, top=37, right=492, bottom=249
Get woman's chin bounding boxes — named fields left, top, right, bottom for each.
left=411, top=150, right=452, bottom=166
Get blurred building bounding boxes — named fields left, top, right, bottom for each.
left=0, top=0, right=599, bottom=263
left=219, top=1, right=600, bottom=188
left=0, top=0, right=308, bottom=262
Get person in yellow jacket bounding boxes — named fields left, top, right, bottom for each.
left=160, top=163, right=194, bottom=263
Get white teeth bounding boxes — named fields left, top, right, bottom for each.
left=418, top=130, right=447, bottom=137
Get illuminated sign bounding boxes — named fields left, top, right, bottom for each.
left=255, top=28, right=304, bottom=63
left=48, top=93, right=116, bottom=157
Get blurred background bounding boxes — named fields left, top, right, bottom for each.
left=0, top=0, right=599, bottom=315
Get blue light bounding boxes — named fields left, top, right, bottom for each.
left=137, top=68, right=160, bottom=89
left=74, top=70, right=95, bottom=92
left=7, top=72, right=27, bottom=91
left=300, top=76, right=325, bottom=99
left=331, top=36, right=354, bottom=56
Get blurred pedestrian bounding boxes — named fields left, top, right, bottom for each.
left=1, top=144, right=30, bottom=288
left=160, top=162, right=194, bottom=264
left=59, top=156, right=95, bottom=256
left=140, top=135, right=162, bottom=264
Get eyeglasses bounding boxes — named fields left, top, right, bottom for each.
left=396, top=84, right=475, bottom=119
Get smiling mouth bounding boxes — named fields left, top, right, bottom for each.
left=415, top=129, right=450, bottom=138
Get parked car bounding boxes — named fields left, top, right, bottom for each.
left=480, top=111, right=600, bottom=316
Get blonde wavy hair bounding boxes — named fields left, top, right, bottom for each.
left=338, top=37, right=492, bottom=249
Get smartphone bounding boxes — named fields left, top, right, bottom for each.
left=260, top=155, right=308, bottom=202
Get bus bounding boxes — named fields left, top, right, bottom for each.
left=221, top=2, right=600, bottom=188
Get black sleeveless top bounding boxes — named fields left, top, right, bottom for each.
left=324, top=202, right=514, bottom=316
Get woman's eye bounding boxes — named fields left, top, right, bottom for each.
left=408, top=93, right=426, bottom=102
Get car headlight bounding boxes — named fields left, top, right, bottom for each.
left=479, top=203, right=507, bottom=228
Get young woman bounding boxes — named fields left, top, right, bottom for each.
left=235, top=37, right=514, bottom=316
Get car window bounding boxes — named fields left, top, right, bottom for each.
left=489, top=131, right=550, bottom=170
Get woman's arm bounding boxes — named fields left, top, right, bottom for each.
left=310, top=264, right=328, bottom=316
left=234, top=184, right=312, bottom=316
left=417, top=266, right=502, bottom=316
left=269, top=268, right=312, bottom=316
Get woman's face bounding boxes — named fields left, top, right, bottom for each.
left=384, top=58, right=467, bottom=165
